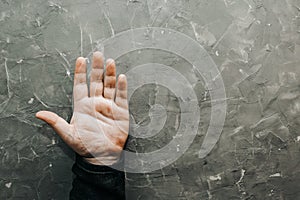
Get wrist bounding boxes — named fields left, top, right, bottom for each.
left=74, top=154, right=124, bottom=174
left=83, top=156, right=121, bottom=166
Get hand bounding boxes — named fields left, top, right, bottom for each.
left=36, top=52, right=129, bottom=166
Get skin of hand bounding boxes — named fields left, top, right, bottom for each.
left=35, top=51, right=129, bottom=166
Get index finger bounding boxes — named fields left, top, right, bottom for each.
left=73, top=57, right=88, bottom=102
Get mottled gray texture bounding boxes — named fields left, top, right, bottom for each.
left=1, top=0, right=300, bottom=199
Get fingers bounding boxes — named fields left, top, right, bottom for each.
left=36, top=111, right=73, bottom=144
left=104, top=59, right=116, bottom=99
left=115, top=74, right=128, bottom=109
left=74, top=54, right=123, bottom=104
left=90, top=51, right=104, bottom=97
left=73, top=57, right=88, bottom=102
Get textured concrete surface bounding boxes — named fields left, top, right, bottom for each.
left=1, top=0, right=300, bottom=199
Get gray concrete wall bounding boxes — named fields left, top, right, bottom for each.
left=1, top=0, right=300, bottom=199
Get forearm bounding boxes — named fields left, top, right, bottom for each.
left=69, top=154, right=125, bottom=200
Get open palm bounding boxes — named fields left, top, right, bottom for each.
left=36, top=52, right=129, bottom=165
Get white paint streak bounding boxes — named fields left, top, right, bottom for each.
left=5, top=182, right=12, bottom=188
left=4, top=58, right=12, bottom=98
left=80, top=25, right=83, bottom=56
left=237, top=169, right=246, bottom=184
left=209, top=174, right=222, bottom=181
left=55, top=48, right=71, bottom=70
left=104, top=12, right=115, bottom=36
left=269, top=173, right=281, bottom=177
left=33, top=93, right=50, bottom=108
left=28, top=98, right=34, bottom=104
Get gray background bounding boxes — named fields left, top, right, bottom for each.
left=1, top=0, right=300, bottom=199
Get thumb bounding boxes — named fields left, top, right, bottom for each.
left=36, top=111, right=73, bottom=143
